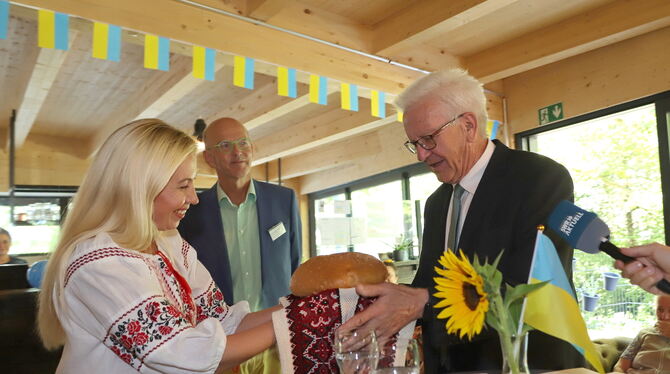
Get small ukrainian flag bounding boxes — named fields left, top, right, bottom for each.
left=38, top=9, right=69, bottom=50
left=144, top=35, right=170, bottom=71
left=340, top=83, right=358, bottom=111
left=524, top=231, right=605, bottom=373
left=192, top=46, right=215, bottom=81
left=277, top=66, right=297, bottom=98
left=234, top=55, right=255, bottom=89
left=371, top=90, right=386, bottom=118
left=309, top=74, right=328, bottom=105
left=92, top=22, right=121, bottom=61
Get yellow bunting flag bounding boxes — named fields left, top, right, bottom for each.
left=370, top=90, right=386, bottom=118
left=234, top=55, right=255, bottom=89
left=309, top=74, right=328, bottom=105
left=38, top=9, right=69, bottom=50
left=92, top=22, right=121, bottom=61
left=192, top=45, right=215, bottom=81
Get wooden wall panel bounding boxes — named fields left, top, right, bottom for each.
left=504, top=26, right=670, bottom=135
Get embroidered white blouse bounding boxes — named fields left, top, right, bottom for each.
left=54, top=231, right=249, bottom=373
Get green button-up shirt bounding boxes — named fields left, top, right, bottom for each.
left=217, top=182, right=262, bottom=312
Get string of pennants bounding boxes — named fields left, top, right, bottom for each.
left=0, top=2, right=400, bottom=121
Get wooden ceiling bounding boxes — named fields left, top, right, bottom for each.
left=2, top=0, right=669, bottom=192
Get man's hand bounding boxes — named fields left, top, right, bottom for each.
left=339, top=283, right=428, bottom=341
left=615, top=243, right=670, bottom=295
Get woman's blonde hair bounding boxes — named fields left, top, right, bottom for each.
left=37, top=119, right=197, bottom=350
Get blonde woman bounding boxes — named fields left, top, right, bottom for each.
left=37, top=119, right=277, bottom=373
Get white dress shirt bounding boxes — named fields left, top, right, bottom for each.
left=444, top=140, right=496, bottom=251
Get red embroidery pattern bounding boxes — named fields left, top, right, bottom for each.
left=64, top=247, right=142, bottom=287
left=194, top=280, right=229, bottom=323
left=282, top=290, right=378, bottom=374
left=104, top=295, right=192, bottom=370
left=180, top=239, right=190, bottom=270
left=156, top=252, right=196, bottom=326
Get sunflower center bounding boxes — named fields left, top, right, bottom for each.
left=462, top=282, right=481, bottom=311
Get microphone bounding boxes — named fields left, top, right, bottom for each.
left=547, top=200, right=670, bottom=294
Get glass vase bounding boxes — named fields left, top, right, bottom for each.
left=499, top=331, right=529, bottom=374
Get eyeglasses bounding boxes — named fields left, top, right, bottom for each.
left=207, top=138, right=251, bottom=152
left=403, top=113, right=466, bottom=154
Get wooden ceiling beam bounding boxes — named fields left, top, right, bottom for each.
left=265, top=129, right=384, bottom=181
left=207, top=77, right=295, bottom=126
left=372, top=0, right=514, bottom=56
left=299, top=122, right=417, bottom=194
left=14, top=0, right=423, bottom=94
left=252, top=97, right=397, bottom=166
left=465, top=0, right=670, bottom=83
left=14, top=31, right=78, bottom=148
left=135, top=61, right=226, bottom=120
left=86, top=55, right=194, bottom=156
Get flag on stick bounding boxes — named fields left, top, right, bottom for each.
left=523, top=230, right=605, bottom=373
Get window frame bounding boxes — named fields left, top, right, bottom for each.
left=514, top=89, right=670, bottom=244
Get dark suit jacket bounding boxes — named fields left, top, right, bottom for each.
left=178, top=180, right=301, bottom=309
left=412, top=140, right=584, bottom=373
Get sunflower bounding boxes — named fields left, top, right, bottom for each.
left=433, top=249, right=488, bottom=340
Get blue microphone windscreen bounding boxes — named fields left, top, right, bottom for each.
left=547, top=200, right=602, bottom=249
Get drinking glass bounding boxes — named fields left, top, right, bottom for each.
left=374, top=337, right=420, bottom=374
left=334, top=329, right=379, bottom=374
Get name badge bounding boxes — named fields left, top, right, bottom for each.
left=268, top=222, right=287, bottom=242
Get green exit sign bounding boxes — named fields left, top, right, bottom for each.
left=538, top=103, right=564, bottom=126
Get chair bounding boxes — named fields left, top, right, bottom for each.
left=0, top=263, right=31, bottom=290
left=0, top=288, right=62, bottom=373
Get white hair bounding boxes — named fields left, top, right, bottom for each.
left=395, top=69, right=488, bottom=136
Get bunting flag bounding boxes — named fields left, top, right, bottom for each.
left=234, top=55, right=255, bottom=89
left=340, top=82, right=358, bottom=111
left=38, top=9, right=69, bottom=50
left=144, top=34, right=170, bottom=71
left=523, top=231, right=605, bottom=373
left=487, top=120, right=500, bottom=140
left=371, top=90, right=386, bottom=118
left=0, top=0, right=8, bottom=40
left=192, top=45, right=215, bottom=81
left=397, top=110, right=404, bottom=123
left=309, top=74, right=328, bottom=105
left=277, top=66, right=297, bottom=98
left=92, top=22, right=121, bottom=61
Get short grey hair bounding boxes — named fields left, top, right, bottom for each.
left=395, top=69, right=488, bottom=136
left=0, top=227, right=10, bottom=241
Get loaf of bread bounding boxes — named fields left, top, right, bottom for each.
left=290, top=252, right=387, bottom=296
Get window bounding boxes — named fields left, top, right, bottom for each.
left=309, top=164, right=442, bottom=280
left=351, top=180, right=404, bottom=258
left=0, top=191, right=74, bottom=255
left=517, top=92, right=670, bottom=338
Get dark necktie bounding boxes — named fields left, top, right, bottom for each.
left=447, top=184, right=465, bottom=251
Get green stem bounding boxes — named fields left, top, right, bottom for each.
left=492, top=292, right=520, bottom=374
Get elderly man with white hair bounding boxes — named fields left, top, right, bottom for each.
left=341, top=69, right=584, bottom=373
